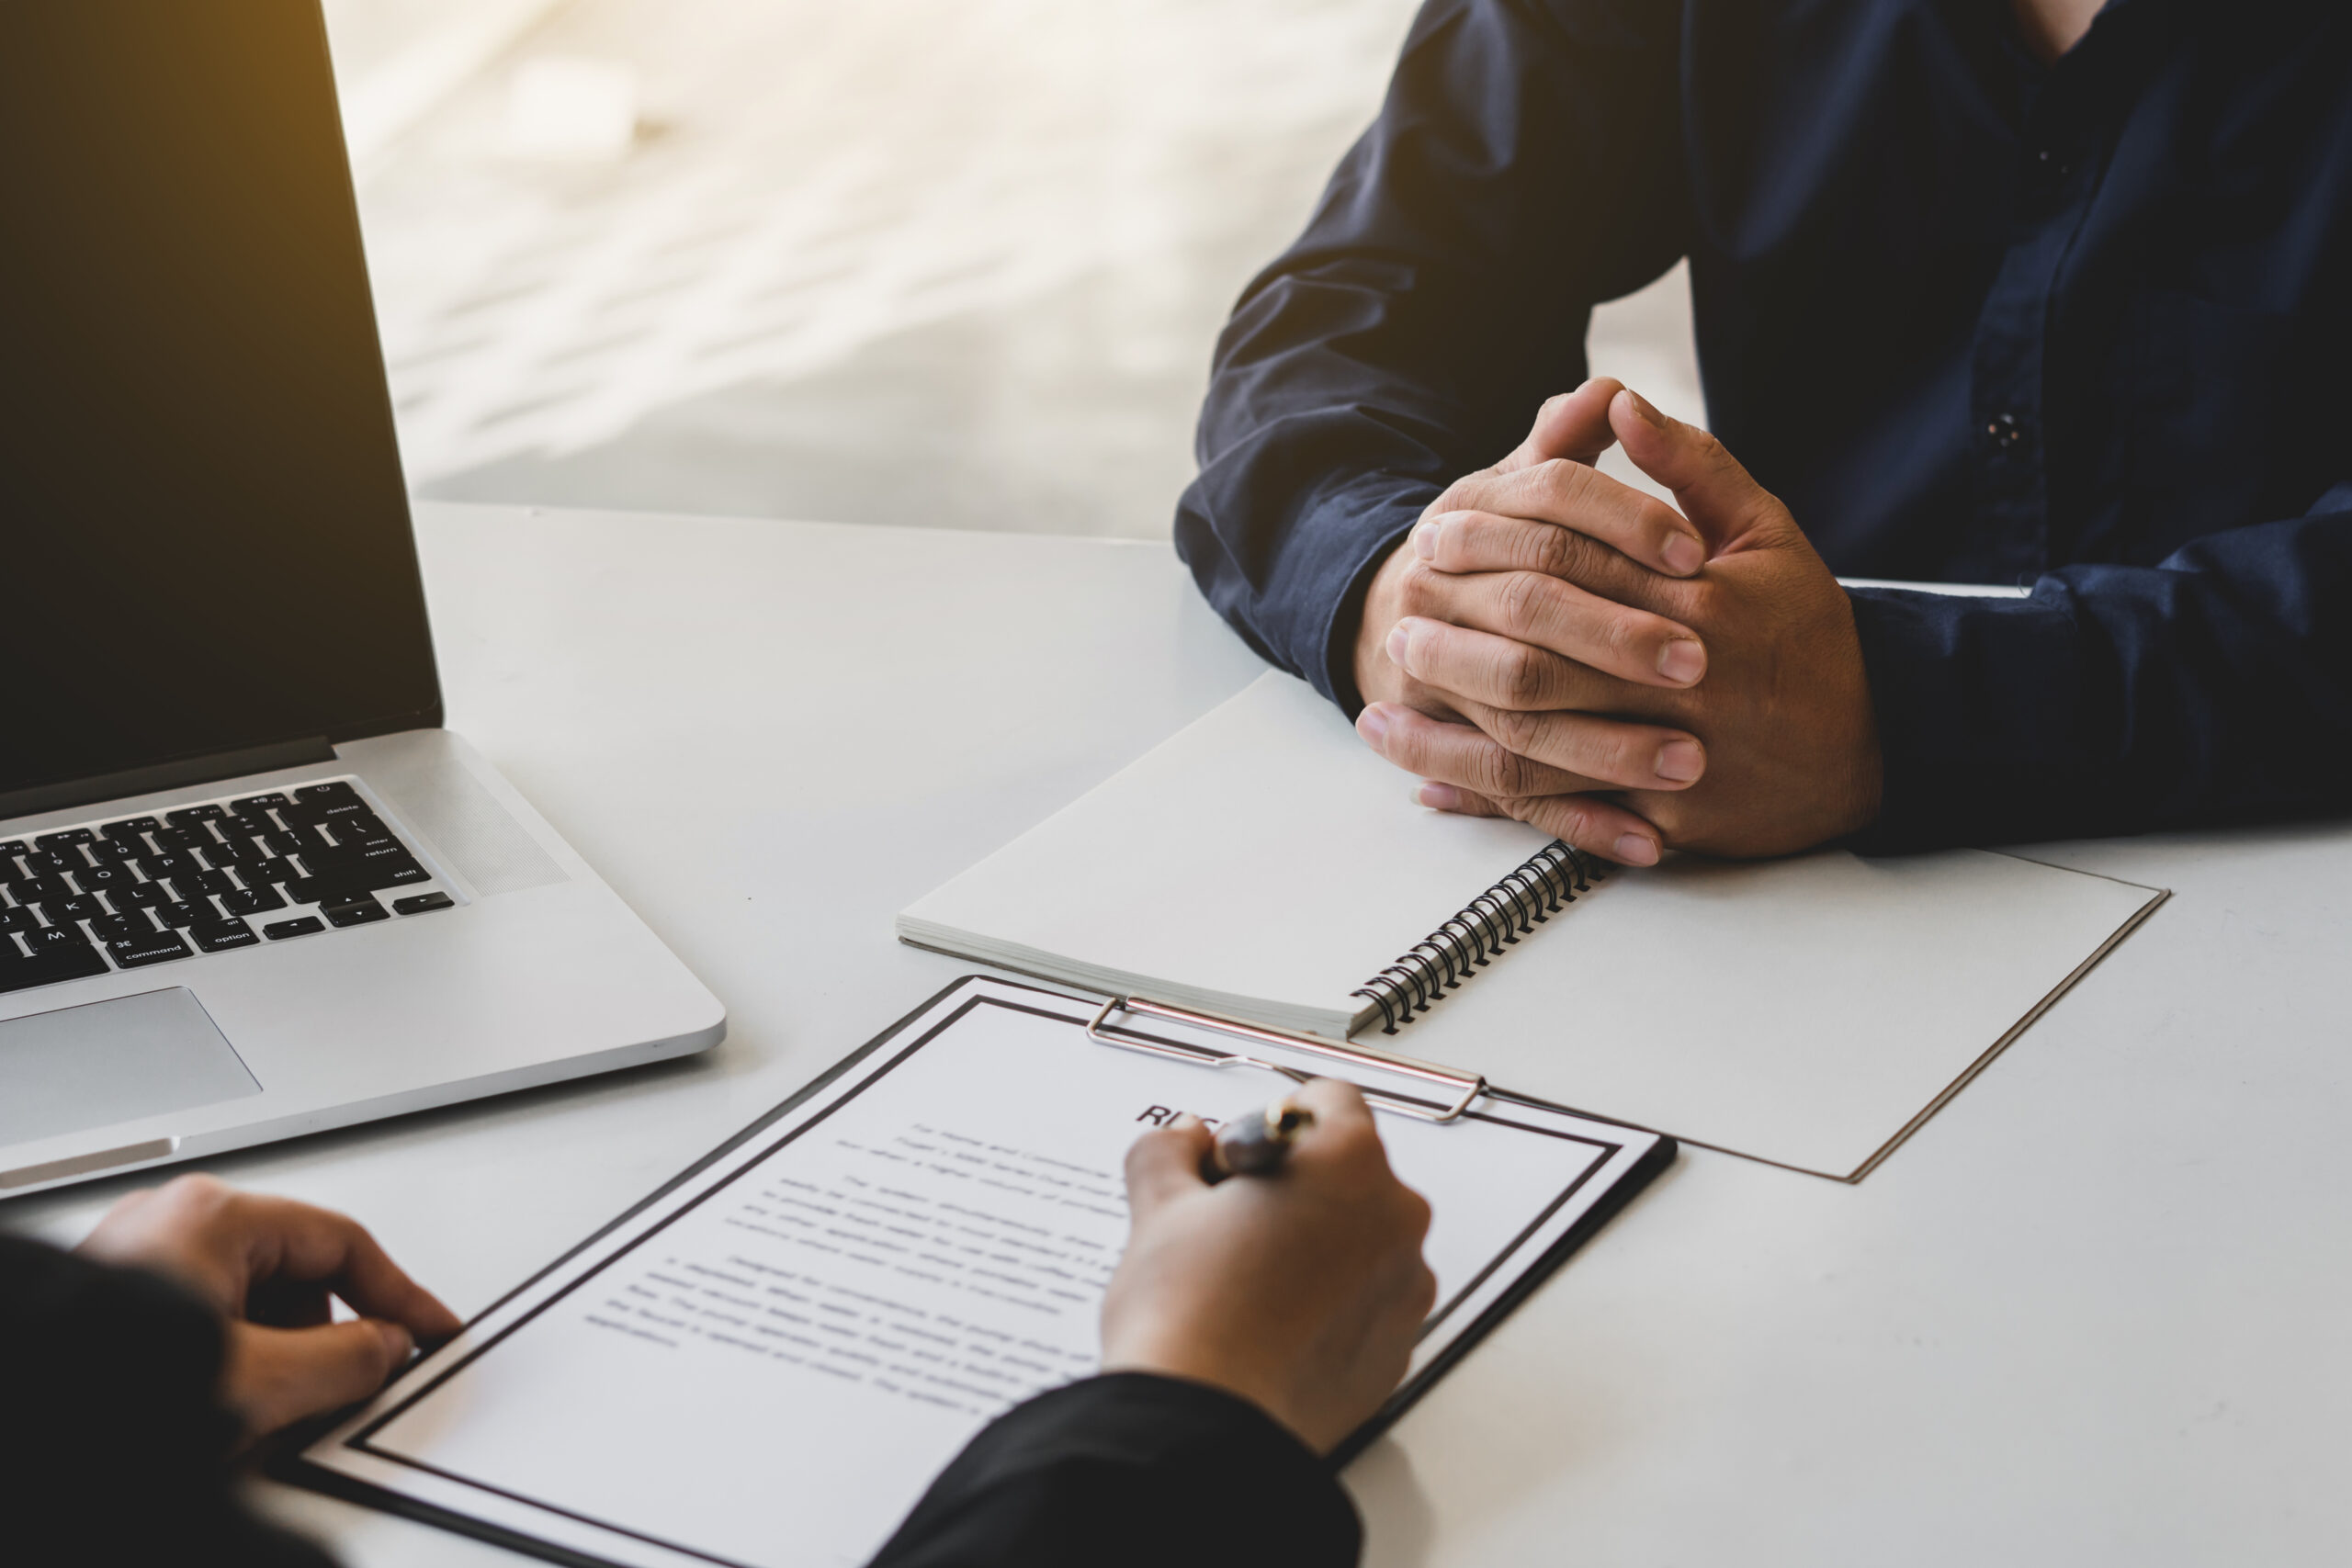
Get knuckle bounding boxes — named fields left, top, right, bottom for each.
left=1495, top=570, right=1550, bottom=637
left=1396, top=559, right=1443, bottom=615
left=1496, top=641, right=1549, bottom=706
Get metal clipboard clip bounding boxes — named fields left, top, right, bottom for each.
left=1084, top=994, right=1487, bottom=1123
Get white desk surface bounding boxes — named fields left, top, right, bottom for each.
left=8, top=502, right=2349, bottom=1566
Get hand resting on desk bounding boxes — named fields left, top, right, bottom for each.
left=1351, top=378, right=1883, bottom=863
left=74, top=1172, right=461, bottom=1443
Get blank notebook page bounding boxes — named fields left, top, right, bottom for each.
left=899, top=673, right=2164, bottom=1178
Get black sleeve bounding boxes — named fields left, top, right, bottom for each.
left=867, top=1373, right=1362, bottom=1568
left=1848, top=482, right=2352, bottom=849
left=0, top=1234, right=337, bottom=1568
left=1174, top=0, right=1690, bottom=710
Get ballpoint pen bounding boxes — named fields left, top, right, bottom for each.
left=1201, top=1097, right=1316, bottom=1182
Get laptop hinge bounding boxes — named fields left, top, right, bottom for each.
left=0, top=737, right=336, bottom=822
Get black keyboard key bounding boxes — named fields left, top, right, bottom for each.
left=0, top=840, right=26, bottom=857
left=159, top=824, right=218, bottom=852
left=188, top=918, right=259, bottom=953
left=244, top=859, right=298, bottom=887
left=35, top=829, right=95, bottom=849
left=306, top=859, right=431, bottom=901
left=110, top=930, right=194, bottom=967
left=0, top=907, right=37, bottom=933
left=295, top=780, right=363, bottom=809
left=27, top=922, right=95, bottom=954
left=155, top=900, right=209, bottom=929
left=203, top=838, right=257, bottom=867
left=187, top=869, right=237, bottom=897
left=28, top=847, right=85, bottom=874
left=0, top=941, right=108, bottom=993
left=119, top=882, right=170, bottom=908
left=7, top=874, right=68, bottom=906
left=258, top=831, right=306, bottom=860
left=232, top=793, right=290, bottom=813
left=136, top=852, right=197, bottom=881
left=165, top=805, right=228, bottom=826
left=322, top=897, right=390, bottom=929
left=219, top=886, right=287, bottom=917
left=88, top=912, right=149, bottom=942
left=262, top=916, right=325, bottom=940
left=51, top=895, right=103, bottom=923
left=392, top=891, right=456, bottom=916
left=87, top=839, right=141, bottom=865
left=98, top=817, right=160, bottom=841
left=76, top=863, right=131, bottom=894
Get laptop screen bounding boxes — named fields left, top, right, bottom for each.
left=0, top=1, right=439, bottom=811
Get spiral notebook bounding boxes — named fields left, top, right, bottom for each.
left=897, top=673, right=2166, bottom=1179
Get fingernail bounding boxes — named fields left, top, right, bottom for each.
left=375, top=1321, right=414, bottom=1362
left=1417, top=783, right=1464, bottom=810
left=1356, top=705, right=1391, bottom=745
left=1624, top=389, right=1668, bottom=430
left=1385, top=622, right=1411, bottom=669
left=1614, top=832, right=1660, bottom=865
left=1655, top=739, right=1704, bottom=782
left=1657, top=637, right=1705, bottom=683
left=1411, top=521, right=1439, bottom=560
left=1661, top=532, right=1704, bottom=575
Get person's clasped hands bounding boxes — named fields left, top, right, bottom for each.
left=1351, top=378, right=1887, bottom=864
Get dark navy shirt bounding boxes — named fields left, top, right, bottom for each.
left=1175, top=0, right=2352, bottom=850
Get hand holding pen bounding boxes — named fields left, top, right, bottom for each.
left=1100, top=1077, right=1438, bottom=1454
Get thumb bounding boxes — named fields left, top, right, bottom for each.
left=1609, top=388, right=1787, bottom=551
left=223, top=1317, right=413, bottom=1439
left=1124, top=1115, right=1214, bottom=1217
left=1494, top=378, right=1624, bottom=472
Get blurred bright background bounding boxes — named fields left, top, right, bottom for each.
left=322, top=0, right=1702, bottom=538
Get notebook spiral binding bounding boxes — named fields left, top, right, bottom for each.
left=1350, top=840, right=1603, bottom=1033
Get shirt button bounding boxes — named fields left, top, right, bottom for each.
left=1985, top=412, right=2028, bottom=450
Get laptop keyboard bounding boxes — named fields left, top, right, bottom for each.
left=0, top=779, right=455, bottom=997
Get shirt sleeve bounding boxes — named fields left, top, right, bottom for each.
left=865, top=1373, right=1362, bottom=1568
left=0, top=1235, right=338, bottom=1568
left=1847, top=484, right=2352, bottom=850
left=1173, top=0, right=1690, bottom=711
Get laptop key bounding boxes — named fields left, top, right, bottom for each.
left=219, top=886, right=287, bottom=916
left=76, top=863, right=131, bottom=893
left=262, top=916, right=325, bottom=940
left=322, top=897, right=390, bottom=929
left=392, top=892, right=455, bottom=916
left=232, top=793, right=290, bottom=813
left=154, top=900, right=209, bottom=929
left=7, top=875, right=68, bottom=906
left=98, top=817, right=160, bottom=841
left=34, top=829, right=95, bottom=849
left=188, top=918, right=258, bottom=953
left=88, top=912, right=147, bottom=943
left=110, top=930, right=194, bottom=967
left=119, top=882, right=170, bottom=908
left=0, top=908, right=37, bottom=933
left=164, top=805, right=227, bottom=826
left=0, top=942, right=108, bottom=993
left=51, top=895, right=103, bottom=923
left=187, top=869, right=237, bottom=897
left=28, top=923, right=95, bottom=954
left=306, top=860, right=430, bottom=901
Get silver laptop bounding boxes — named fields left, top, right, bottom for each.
left=0, top=2, right=725, bottom=1197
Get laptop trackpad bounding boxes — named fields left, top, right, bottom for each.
left=0, top=988, right=260, bottom=1146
